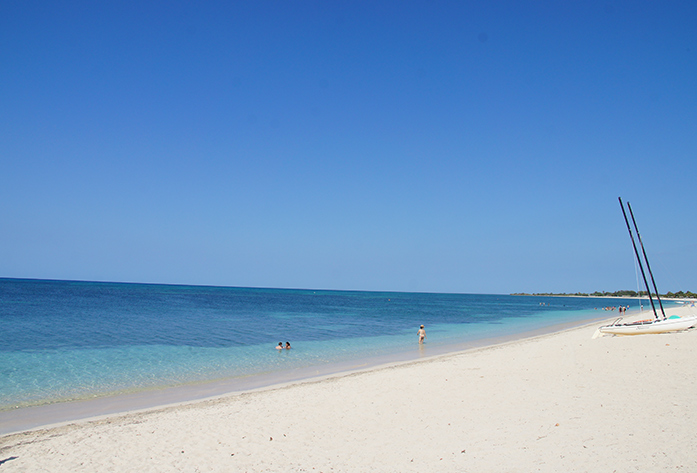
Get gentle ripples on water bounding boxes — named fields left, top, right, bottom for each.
left=0, top=279, right=644, bottom=408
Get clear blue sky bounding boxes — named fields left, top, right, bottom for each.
left=2, top=1, right=696, bottom=294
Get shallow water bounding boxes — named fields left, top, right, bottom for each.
left=0, top=278, right=645, bottom=410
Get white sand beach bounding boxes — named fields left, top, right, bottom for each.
left=2, top=304, right=696, bottom=472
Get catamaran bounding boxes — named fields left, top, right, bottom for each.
left=597, top=198, right=697, bottom=336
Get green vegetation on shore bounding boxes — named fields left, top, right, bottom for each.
left=512, top=290, right=697, bottom=298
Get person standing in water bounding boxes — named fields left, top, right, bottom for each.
left=417, top=325, right=426, bottom=344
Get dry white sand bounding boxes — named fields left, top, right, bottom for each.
left=2, top=305, right=696, bottom=472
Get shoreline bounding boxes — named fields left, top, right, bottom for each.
left=0, top=313, right=613, bottom=437
left=514, top=293, right=697, bottom=302
left=2, top=305, right=696, bottom=471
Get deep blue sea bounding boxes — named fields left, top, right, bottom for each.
left=0, top=278, right=646, bottom=410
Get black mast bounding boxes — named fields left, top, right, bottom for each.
left=619, top=197, right=658, bottom=320
left=627, top=201, right=666, bottom=320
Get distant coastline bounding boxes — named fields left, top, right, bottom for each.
left=512, top=290, right=697, bottom=299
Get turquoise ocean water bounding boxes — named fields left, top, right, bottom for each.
left=0, top=278, right=647, bottom=410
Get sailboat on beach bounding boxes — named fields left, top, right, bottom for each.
left=597, top=198, right=697, bottom=336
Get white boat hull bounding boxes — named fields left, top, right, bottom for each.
left=599, top=315, right=697, bottom=335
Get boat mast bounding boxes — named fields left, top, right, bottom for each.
left=627, top=201, right=666, bottom=320
left=619, top=197, right=659, bottom=320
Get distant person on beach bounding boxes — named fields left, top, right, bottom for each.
left=276, top=342, right=283, bottom=350
left=417, top=325, right=426, bottom=344
left=285, top=342, right=291, bottom=349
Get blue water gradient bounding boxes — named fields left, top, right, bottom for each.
left=0, top=278, right=654, bottom=409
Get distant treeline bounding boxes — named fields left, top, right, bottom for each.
left=512, top=290, right=697, bottom=298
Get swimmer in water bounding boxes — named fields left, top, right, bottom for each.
left=417, top=325, right=426, bottom=344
